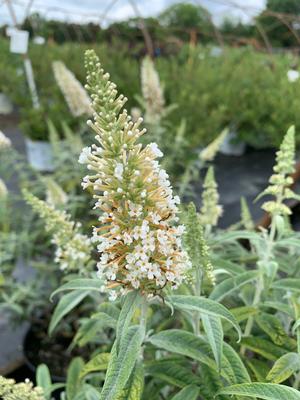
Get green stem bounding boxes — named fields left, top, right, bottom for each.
left=293, top=372, right=300, bottom=390
left=194, top=267, right=202, bottom=336
left=241, top=219, right=276, bottom=355
left=291, top=297, right=300, bottom=356
left=139, top=296, right=148, bottom=361
left=140, top=295, right=148, bottom=336
left=243, top=273, right=264, bottom=338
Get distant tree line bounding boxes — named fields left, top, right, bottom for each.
left=1, top=1, right=300, bottom=52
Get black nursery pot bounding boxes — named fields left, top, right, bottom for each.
left=23, top=312, right=94, bottom=383
left=23, top=326, right=66, bottom=382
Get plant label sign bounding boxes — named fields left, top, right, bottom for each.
left=10, top=30, right=29, bottom=54
left=6, top=26, right=17, bottom=37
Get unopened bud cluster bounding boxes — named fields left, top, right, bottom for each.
left=0, top=376, right=44, bottom=400
left=261, top=126, right=299, bottom=216
left=199, top=167, right=223, bottom=227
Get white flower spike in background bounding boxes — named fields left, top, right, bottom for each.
left=24, top=190, right=92, bottom=272
left=0, top=179, right=8, bottom=199
left=141, top=56, right=165, bottom=125
left=53, top=61, right=92, bottom=117
left=0, top=130, right=11, bottom=149
left=287, top=69, right=300, bottom=83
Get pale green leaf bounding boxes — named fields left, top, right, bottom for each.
left=217, top=383, right=300, bottom=399
left=36, top=364, right=52, bottom=400
left=116, top=362, right=144, bottom=400
left=241, top=337, right=286, bottom=361
left=74, top=316, right=116, bottom=347
left=50, top=279, right=103, bottom=300
left=66, top=357, right=84, bottom=400
left=169, top=295, right=241, bottom=340
left=49, top=290, right=89, bottom=335
left=262, top=301, right=294, bottom=318
left=80, top=353, right=111, bottom=379
left=100, top=325, right=144, bottom=400
left=223, top=343, right=251, bottom=384
left=116, top=291, right=141, bottom=347
left=201, top=314, right=223, bottom=370
left=210, top=271, right=258, bottom=302
left=272, top=279, right=300, bottom=293
left=214, top=231, right=261, bottom=243
left=170, top=385, right=199, bottom=400
left=148, top=329, right=245, bottom=384
left=148, top=329, right=215, bottom=371
left=267, top=353, right=300, bottom=383
left=146, top=358, right=199, bottom=388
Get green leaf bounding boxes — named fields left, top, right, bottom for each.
left=272, top=279, right=300, bottom=293
left=148, top=329, right=246, bottom=384
left=49, top=290, right=89, bottom=335
left=223, top=306, right=258, bottom=332
left=210, top=271, right=258, bottom=302
left=198, top=364, right=224, bottom=399
left=255, top=312, right=295, bottom=347
left=223, top=343, right=251, bottom=384
left=262, top=301, right=294, bottom=318
left=50, top=278, right=103, bottom=300
left=241, top=337, right=286, bottom=361
left=170, top=385, right=200, bottom=400
left=100, top=325, right=144, bottom=400
left=276, top=237, right=300, bottom=250
left=148, top=329, right=215, bottom=370
left=201, top=314, right=223, bottom=370
left=85, top=386, right=102, bottom=400
left=267, top=353, right=300, bottom=383
left=36, top=364, right=52, bottom=400
left=96, top=302, right=120, bottom=320
left=116, top=291, right=141, bottom=347
left=66, top=357, right=84, bottom=400
left=293, top=319, right=300, bottom=334
left=214, top=231, right=261, bottom=243
left=217, top=383, right=300, bottom=399
left=116, top=362, right=144, bottom=400
left=74, top=316, right=116, bottom=347
left=80, top=353, right=111, bottom=379
left=168, top=295, right=241, bottom=340
left=246, top=359, right=269, bottom=382
left=146, top=358, right=199, bottom=388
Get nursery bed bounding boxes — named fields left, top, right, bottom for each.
left=2, top=121, right=300, bottom=380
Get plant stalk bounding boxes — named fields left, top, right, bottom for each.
left=194, top=267, right=202, bottom=336
left=241, top=219, right=276, bottom=355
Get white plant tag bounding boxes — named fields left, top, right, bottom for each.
left=10, top=30, right=29, bottom=54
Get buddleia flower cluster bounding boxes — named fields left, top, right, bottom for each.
left=0, top=376, right=45, bottom=400
left=199, top=128, right=228, bottom=163
left=0, top=130, right=11, bottom=149
left=53, top=61, right=92, bottom=117
left=79, top=50, right=190, bottom=299
left=260, top=126, right=299, bottom=216
left=23, top=190, right=92, bottom=272
left=141, top=56, right=165, bottom=125
left=198, top=166, right=223, bottom=227
left=184, top=203, right=215, bottom=286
